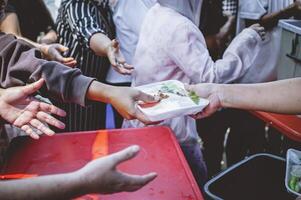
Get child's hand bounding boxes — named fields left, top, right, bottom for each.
left=249, top=24, right=266, bottom=41
left=106, top=39, right=134, bottom=75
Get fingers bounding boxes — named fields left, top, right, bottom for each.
left=13, top=110, right=34, bottom=128
left=184, top=84, right=194, bottom=92
left=56, top=44, right=69, bottom=53
left=113, top=64, right=133, bottom=75
left=39, top=102, right=66, bottom=117
left=63, top=59, right=77, bottom=68
left=29, top=119, right=55, bottom=136
left=110, top=145, right=140, bottom=166
left=250, top=24, right=266, bottom=40
left=22, top=79, right=45, bottom=96
left=36, top=111, right=65, bottom=129
left=21, top=125, right=40, bottom=140
left=133, top=109, right=153, bottom=125
left=136, top=91, right=158, bottom=103
left=119, top=172, right=157, bottom=192
left=111, top=39, right=119, bottom=49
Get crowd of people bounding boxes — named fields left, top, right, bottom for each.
left=0, top=0, right=300, bottom=199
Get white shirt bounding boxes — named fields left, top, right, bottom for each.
left=106, top=0, right=156, bottom=83
left=123, top=3, right=263, bottom=145
left=43, top=0, right=61, bottom=21
left=236, top=0, right=293, bottom=83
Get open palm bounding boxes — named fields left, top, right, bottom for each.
left=0, top=79, right=66, bottom=139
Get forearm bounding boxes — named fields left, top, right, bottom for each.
left=0, top=172, right=86, bottom=200
left=89, top=33, right=111, bottom=57
left=260, top=5, right=295, bottom=29
left=219, top=78, right=301, bottom=114
left=86, top=81, right=118, bottom=104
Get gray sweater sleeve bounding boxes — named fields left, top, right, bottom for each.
left=0, top=33, right=95, bottom=106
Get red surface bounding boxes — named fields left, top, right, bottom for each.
left=0, top=127, right=204, bottom=200
left=251, top=111, right=301, bottom=142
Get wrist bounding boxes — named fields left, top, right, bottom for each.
left=215, top=84, right=227, bottom=108
left=66, top=171, right=89, bottom=197
left=86, top=81, right=116, bottom=104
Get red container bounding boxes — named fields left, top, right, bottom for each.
left=1, top=126, right=204, bottom=200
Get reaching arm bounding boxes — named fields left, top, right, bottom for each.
left=167, top=22, right=264, bottom=84
left=246, top=0, right=301, bottom=30
left=0, top=146, right=157, bottom=200
left=65, top=0, right=133, bottom=74
left=186, top=78, right=301, bottom=118
left=0, top=33, right=156, bottom=124
left=0, top=10, right=76, bottom=67
left=218, top=78, right=301, bottom=114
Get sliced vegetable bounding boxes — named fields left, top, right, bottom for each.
left=188, top=91, right=200, bottom=105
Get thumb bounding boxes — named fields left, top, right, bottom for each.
left=137, top=91, right=157, bottom=103
left=56, top=44, right=69, bottom=53
left=111, top=39, right=119, bottom=49
left=110, top=145, right=140, bottom=166
left=22, top=79, right=45, bottom=96
left=184, top=84, right=194, bottom=91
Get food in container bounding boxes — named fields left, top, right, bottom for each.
left=286, top=149, right=301, bottom=196
left=136, top=80, right=209, bottom=122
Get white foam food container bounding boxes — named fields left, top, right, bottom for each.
left=136, top=80, right=209, bottom=122
left=285, top=149, right=301, bottom=197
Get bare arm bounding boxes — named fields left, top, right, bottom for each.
left=219, top=78, right=301, bottom=114
left=186, top=78, right=301, bottom=118
left=247, top=1, right=301, bottom=30
left=0, top=146, right=157, bottom=200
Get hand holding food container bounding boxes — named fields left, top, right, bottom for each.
left=136, top=80, right=209, bottom=122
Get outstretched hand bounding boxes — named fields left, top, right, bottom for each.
left=77, top=145, right=157, bottom=194
left=0, top=79, right=66, bottom=139
left=40, top=44, right=77, bottom=67
left=106, top=39, right=134, bottom=75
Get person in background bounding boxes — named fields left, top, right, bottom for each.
left=106, top=0, right=157, bottom=128
left=236, top=0, right=301, bottom=83
left=199, top=0, right=238, bottom=60
left=56, top=0, right=133, bottom=132
left=198, top=0, right=301, bottom=177
left=196, top=0, right=238, bottom=177
left=0, top=0, right=76, bottom=67
left=123, top=0, right=266, bottom=187
left=186, top=78, right=301, bottom=117
left=217, top=0, right=301, bottom=170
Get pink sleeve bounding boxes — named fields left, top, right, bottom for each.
left=167, top=22, right=263, bottom=84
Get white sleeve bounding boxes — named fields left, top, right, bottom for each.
left=167, top=22, right=264, bottom=84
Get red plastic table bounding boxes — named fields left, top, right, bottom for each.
left=0, top=126, right=204, bottom=200
left=251, top=111, right=301, bottom=142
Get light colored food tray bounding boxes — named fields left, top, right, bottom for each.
left=285, top=149, right=301, bottom=196
left=136, top=80, right=209, bottom=122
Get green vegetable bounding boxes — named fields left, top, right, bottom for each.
left=295, top=182, right=300, bottom=193
left=290, top=176, right=299, bottom=192
left=189, top=91, right=200, bottom=105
